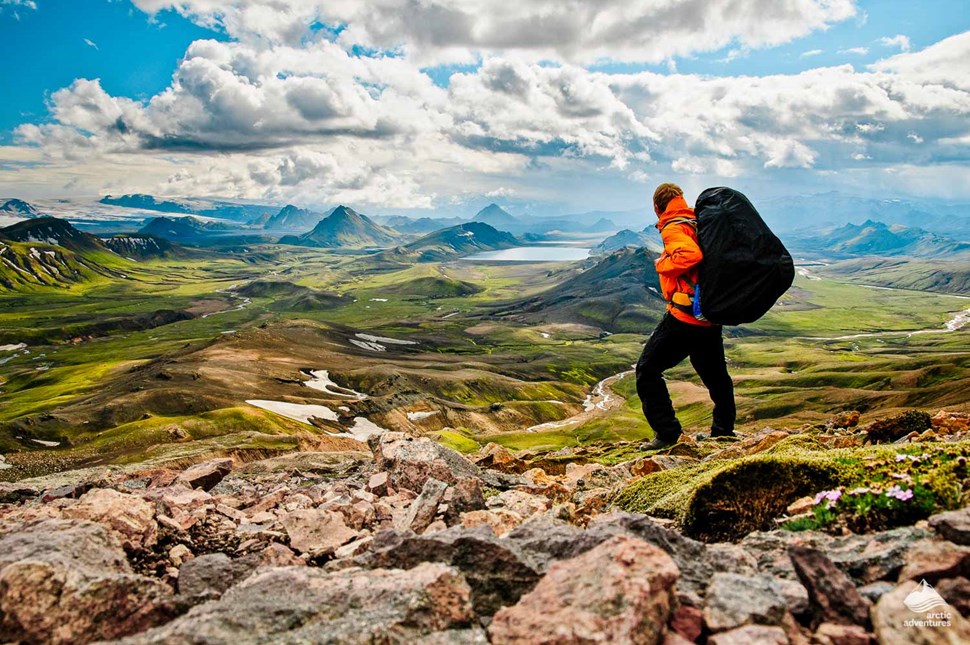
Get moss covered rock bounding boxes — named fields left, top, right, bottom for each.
left=614, top=455, right=841, bottom=542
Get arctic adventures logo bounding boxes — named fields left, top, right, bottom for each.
left=903, top=580, right=952, bottom=628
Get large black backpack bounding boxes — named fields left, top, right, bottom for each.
left=692, top=187, right=794, bottom=325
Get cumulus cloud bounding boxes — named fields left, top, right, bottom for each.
left=7, top=2, right=970, bottom=206
left=871, top=32, right=970, bottom=89
left=131, top=0, right=858, bottom=64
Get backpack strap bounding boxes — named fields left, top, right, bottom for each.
left=660, top=217, right=697, bottom=232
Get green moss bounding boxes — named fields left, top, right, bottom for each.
left=435, top=429, right=481, bottom=454
left=614, top=454, right=841, bottom=541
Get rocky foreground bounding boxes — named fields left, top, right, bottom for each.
left=2, top=415, right=970, bottom=643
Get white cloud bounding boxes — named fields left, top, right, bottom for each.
left=800, top=49, right=824, bottom=58
left=6, top=6, right=970, bottom=206
left=0, top=0, right=37, bottom=9
left=880, top=34, right=911, bottom=51
left=83, top=38, right=99, bottom=50
left=871, top=32, right=970, bottom=90
left=839, top=46, right=868, bottom=55
left=130, top=0, right=858, bottom=64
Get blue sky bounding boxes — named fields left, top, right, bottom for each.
left=1, top=1, right=969, bottom=214
left=0, top=0, right=223, bottom=143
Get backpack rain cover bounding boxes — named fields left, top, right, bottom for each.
left=694, top=187, right=795, bottom=325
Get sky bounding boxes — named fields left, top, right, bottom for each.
left=1, top=0, right=969, bottom=217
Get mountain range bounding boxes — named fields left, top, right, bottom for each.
left=377, top=204, right=618, bottom=237
left=791, top=219, right=970, bottom=258
left=278, top=205, right=396, bottom=248
left=759, top=192, right=970, bottom=239
left=361, top=222, right=519, bottom=271
left=101, top=194, right=275, bottom=223
left=138, top=216, right=236, bottom=243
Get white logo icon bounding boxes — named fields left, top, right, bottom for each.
left=904, top=580, right=948, bottom=613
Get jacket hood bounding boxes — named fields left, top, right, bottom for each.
left=656, top=195, right=695, bottom=229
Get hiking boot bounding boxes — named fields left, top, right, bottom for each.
left=639, top=435, right=680, bottom=451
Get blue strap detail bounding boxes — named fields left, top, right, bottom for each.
left=693, top=284, right=706, bottom=321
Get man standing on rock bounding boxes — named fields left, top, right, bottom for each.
left=637, top=183, right=736, bottom=451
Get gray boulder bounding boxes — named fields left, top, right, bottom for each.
left=119, top=562, right=474, bottom=644
left=358, top=525, right=540, bottom=617
left=703, top=573, right=791, bottom=633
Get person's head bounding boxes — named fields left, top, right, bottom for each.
left=653, top=183, right=683, bottom=216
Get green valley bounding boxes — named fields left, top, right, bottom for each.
left=2, top=226, right=968, bottom=482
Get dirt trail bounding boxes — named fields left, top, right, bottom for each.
left=527, top=368, right=634, bottom=432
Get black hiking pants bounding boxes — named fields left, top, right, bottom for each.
left=635, top=313, right=735, bottom=440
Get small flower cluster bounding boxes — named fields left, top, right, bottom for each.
left=895, top=453, right=930, bottom=464
left=885, top=485, right=915, bottom=501
left=813, top=484, right=915, bottom=508
left=814, top=489, right=842, bottom=508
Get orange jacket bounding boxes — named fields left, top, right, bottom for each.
left=655, top=195, right=712, bottom=327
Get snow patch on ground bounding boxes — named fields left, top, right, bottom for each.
left=31, top=439, right=60, bottom=447
left=302, top=370, right=368, bottom=400
left=370, top=298, right=387, bottom=302
left=407, top=411, right=439, bottom=421
left=348, top=417, right=387, bottom=440
left=0, top=343, right=27, bottom=352
left=350, top=339, right=385, bottom=352
left=246, top=400, right=338, bottom=423
left=356, top=333, right=417, bottom=345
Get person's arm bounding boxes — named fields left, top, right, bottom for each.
left=656, top=223, right=703, bottom=276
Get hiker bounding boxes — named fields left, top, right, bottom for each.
left=637, top=183, right=736, bottom=450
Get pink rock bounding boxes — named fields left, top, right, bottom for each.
left=872, top=580, right=970, bottom=644
left=280, top=509, right=358, bottom=556
left=176, top=458, right=234, bottom=491
left=460, top=509, right=524, bottom=537
left=669, top=604, right=704, bottom=642
left=898, top=538, right=970, bottom=583
left=62, top=488, right=157, bottom=552
left=708, top=625, right=789, bottom=645
left=813, top=622, right=872, bottom=645
left=488, top=535, right=679, bottom=644
left=368, top=471, right=390, bottom=496
left=486, top=489, right=551, bottom=518
left=0, top=519, right=176, bottom=644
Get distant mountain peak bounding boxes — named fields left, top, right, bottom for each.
left=1, top=216, right=103, bottom=252
left=0, top=198, right=41, bottom=217
left=279, top=205, right=395, bottom=248
left=265, top=204, right=323, bottom=231
left=470, top=203, right=517, bottom=228
left=476, top=203, right=513, bottom=217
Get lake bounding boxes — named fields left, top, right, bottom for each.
left=462, top=246, right=591, bottom=262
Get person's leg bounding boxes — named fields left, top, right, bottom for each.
left=688, top=326, right=736, bottom=436
left=636, top=314, right=691, bottom=440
